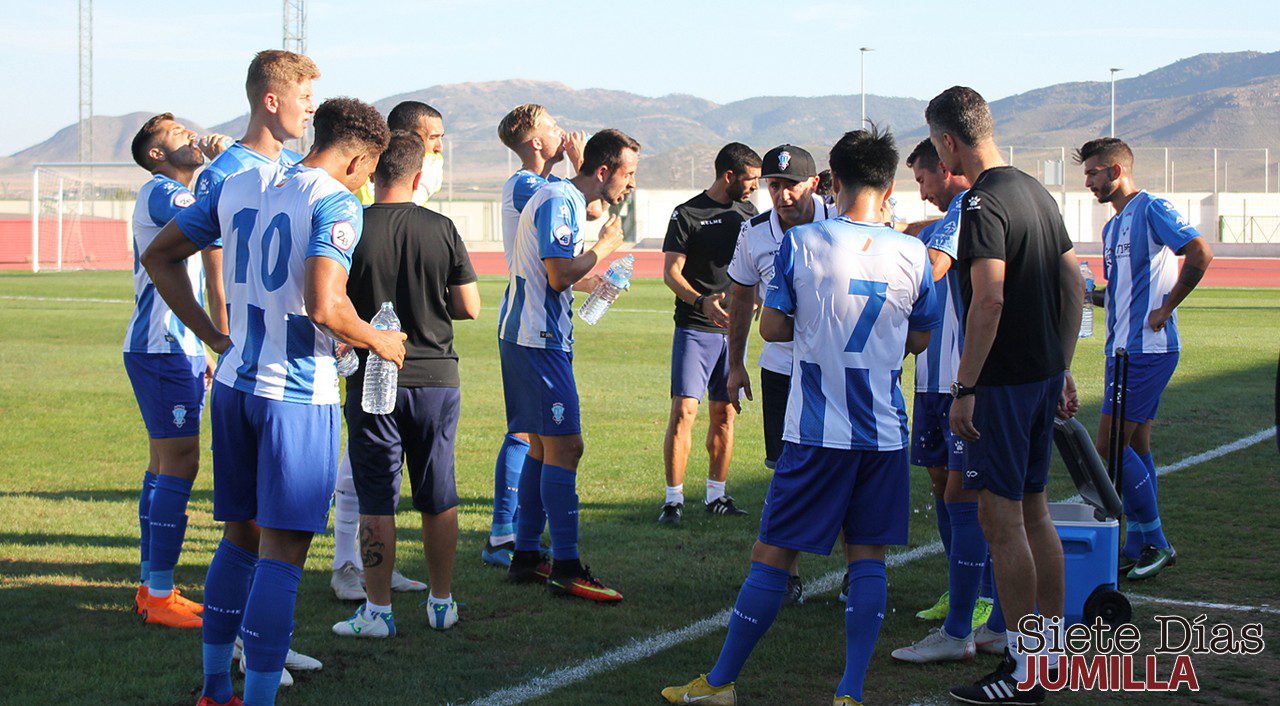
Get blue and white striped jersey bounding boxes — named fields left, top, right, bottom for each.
left=194, top=142, right=303, bottom=248
left=765, top=217, right=940, bottom=451
left=1102, top=191, right=1199, bottom=356
left=500, top=170, right=562, bottom=271
left=176, top=163, right=363, bottom=404
left=124, top=174, right=205, bottom=355
left=913, top=190, right=966, bottom=393
left=497, top=180, right=584, bottom=352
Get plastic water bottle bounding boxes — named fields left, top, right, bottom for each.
left=578, top=254, right=634, bottom=325
left=361, top=302, right=400, bottom=414
left=334, top=342, right=358, bottom=377
left=1079, top=261, right=1095, bottom=339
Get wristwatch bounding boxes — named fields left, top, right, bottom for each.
left=950, top=381, right=976, bottom=399
left=693, top=294, right=706, bottom=311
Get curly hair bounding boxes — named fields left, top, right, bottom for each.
left=312, top=97, right=390, bottom=156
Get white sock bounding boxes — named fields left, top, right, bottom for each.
left=364, top=600, right=392, bottom=619
left=428, top=593, right=452, bottom=607
left=490, top=532, right=515, bottom=545
left=332, top=455, right=362, bottom=570
left=665, top=485, right=684, bottom=505
left=705, top=479, right=726, bottom=504
left=1006, top=631, right=1029, bottom=681
left=149, top=586, right=172, bottom=599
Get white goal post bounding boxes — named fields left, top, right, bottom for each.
left=30, top=162, right=136, bottom=273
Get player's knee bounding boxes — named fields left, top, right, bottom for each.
left=222, top=520, right=260, bottom=553
left=942, top=482, right=977, bottom=505
left=977, top=500, right=1022, bottom=544
left=670, top=398, right=700, bottom=424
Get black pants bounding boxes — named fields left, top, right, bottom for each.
left=761, top=368, right=791, bottom=465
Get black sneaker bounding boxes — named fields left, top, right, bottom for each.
left=506, top=550, right=551, bottom=584
left=705, top=496, right=748, bottom=516
left=1128, top=544, right=1177, bottom=581
left=784, top=575, right=805, bottom=606
left=547, top=560, right=623, bottom=602
left=950, top=656, right=1045, bottom=705
left=658, top=502, right=683, bottom=525
left=1118, top=552, right=1139, bottom=575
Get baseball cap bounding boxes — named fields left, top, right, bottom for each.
left=760, top=145, right=817, bottom=181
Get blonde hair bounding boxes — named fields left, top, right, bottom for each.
left=498, top=103, right=548, bottom=150
left=246, top=50, right=320, bottom=105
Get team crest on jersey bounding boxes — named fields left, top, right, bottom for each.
left=554, top=223, right=573, bottom=246
left=174, top=192, right=196, bottom=208
left=551, top=402, right=566, bottom=425
left=172, top=405, right=187, bottom=428
left=778, top=151, right=791, bottom=170
left=966, top=195, right=982, bottom=210
left=331, top=221, right=357, bottom=251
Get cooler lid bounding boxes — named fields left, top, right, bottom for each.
left=1052, top=417, right=1124, bottom=520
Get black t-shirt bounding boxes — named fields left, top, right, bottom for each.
left=347, top=203, right=477, bottom=388
left=663, top=191, right=757, bottom=332
left=957, top=167, right=1074, bottom=386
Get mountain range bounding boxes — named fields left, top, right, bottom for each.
left=5, top=51, right=1277, bottom=190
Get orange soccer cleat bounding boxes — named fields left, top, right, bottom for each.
left=141, top=592, right=203, bottom=629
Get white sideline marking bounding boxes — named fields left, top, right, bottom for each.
left=463, top=427, right=1276, bottom=706
left=0, top=294, right=130, bottom=304
left=1128, top=593, right=1280, bottom=617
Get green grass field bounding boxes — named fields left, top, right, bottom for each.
left=1, top=271, right=1276, bottom=705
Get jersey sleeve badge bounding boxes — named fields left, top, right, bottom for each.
left=331, top=221, right=357, bottom=250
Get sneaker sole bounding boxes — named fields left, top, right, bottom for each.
left=950, top=692, right=1042, bottom=706
left=547, top=582, right=623, bottom=603
left=891, top=646, right=975, bottom=664
left=1128, top=552, right=1176, bottom=580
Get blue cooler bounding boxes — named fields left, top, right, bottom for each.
left=1051, top=417, right=1132, bottom=627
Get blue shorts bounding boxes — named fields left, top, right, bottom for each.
left=962, top=373, right=1064, bottom=501
left=670, top=326, right=730, bottom=402
left=499, top=340, right=581, bottom=436
left=1101, top=352, right=1178, bottom=423
left=346, top=385, right=461, bottom=515
left=210, top=382, right=340, bottom=533
left=758, top=442, right=910, bottom=552
left=910, top=392, right=966, bottom=471
left=123, top=352, right=206, bottom=439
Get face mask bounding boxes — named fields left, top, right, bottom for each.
left=415, top=152, right=445, bottom=205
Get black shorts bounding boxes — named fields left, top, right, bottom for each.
left=760, top=368, right=791, bottom=465
left=345, top=385, right=461, bottom=515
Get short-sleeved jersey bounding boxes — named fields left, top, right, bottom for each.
left=176, top=163, right=362, bottom=404
left=354, top=152, right=442, bottom=208
left=914, top=190, right=966, bottom=393
left=957, top=167, right=1073, bottom=386
left=664, top=192, right=758, bottom=332
left=1102, top=191, right=1199, bottom=356
left=497, top=180, right=584, bottom=352
left=765, top=217, right=940, bottom=451
left=727, top=193, right=836, bottom=375
left=501, top=170, right=563, bottom=270
left=347, top=203, right=478, bottom=388
left=193, top=143, right=303, bottom=248
left=124, top=174, right=205, bottom=355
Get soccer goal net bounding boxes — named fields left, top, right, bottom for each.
left=22, top=163, right=140, bottom=272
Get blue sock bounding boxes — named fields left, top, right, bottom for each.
left=540, top=464, right=580, bottom=561
left=935, top=495, right=951, bottom=559
left=202, top=539, right=258, bottom=703
left=980, top=553, right=994, bottom=600
left=987, top=578, right=1006, bottom=633
left=943, top=502, right=988, bottom=639
left=707, top=562, right=790, bottom=686
left=514, top=455, right=545, bottom=552
left=1121, top=496, right=1144, bottom=559
left=148, top=474, right=193, bottom=595
left=1122, top=447, right=1168, bottom=548
left=492, top=434, right=529, bottom=537
left=241, top=558, right=302, bottom=706
left=837, top=559, right=887, bottom=701
left=1139, top=450, right=1157, bottom=494
left=138, top=472, right=157, bottom=583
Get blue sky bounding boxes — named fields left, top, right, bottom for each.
left=1, top=0, right=1277, bottom=155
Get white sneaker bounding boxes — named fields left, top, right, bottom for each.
left=332, top=606, right=396, bottom=638
left=234, top=653, right=294, bottom=688
left=331, top=562, right=366, bottom=601
left=233, top=638, right=322, bottom=672
left=891, top=627, right=976, bottom=664
left=973, top=622, right=1007, bottom=656
left=390, top=569, right=428, bottom=592
left=425, top=598, right=459, bottom=630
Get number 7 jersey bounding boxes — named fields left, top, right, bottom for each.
left=176, top=163, right=363, bottom=404
left=764, top=217, right=940, bottom=451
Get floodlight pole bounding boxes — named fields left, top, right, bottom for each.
left=859, top=47, right=873, bottom=127
left=1109, top=68, right=1122, bottom=137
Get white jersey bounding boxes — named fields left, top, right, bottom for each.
left=1102, top=190, right=1199, bottom=356
left=727, top=193, right=836, bottom=375
left=124, top=174, right=205, bottom=355
left=497, top=180, right=585, bottom=352
left=913, top=190, right=966, bottom=393
left=764, top=217, right=940, bottom=451
left=501, top=170, right=562, bottom=271
left=175, top=163, right=363, bottom=404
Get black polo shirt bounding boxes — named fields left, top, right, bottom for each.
left=663, top=191, right=757, bottom=332
left=347, top=202, right=477, bottom=388
left=957, top=166, right=1074, bottom=386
